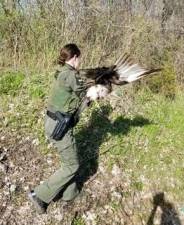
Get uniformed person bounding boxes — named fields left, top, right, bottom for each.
left=28, top=43, right=88, bottom=214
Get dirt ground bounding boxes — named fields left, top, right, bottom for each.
left=0, top=129, right=184, bottom=225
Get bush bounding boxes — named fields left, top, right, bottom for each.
left=145, top=61, right=176, bottom=99
left=27, top=75, right=46, bottom=99
left=0, top=72, right=25, bottom=96
left=28, top=85, right=45, bottom=99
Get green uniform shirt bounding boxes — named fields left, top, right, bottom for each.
left=47, top=64, right=87, bottom=113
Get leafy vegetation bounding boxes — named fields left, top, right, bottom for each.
left=1, top=78, right=184, bottom=223
left=1, top=0, right=184, bottom=224
left=0, top=71, right=25, bottom=96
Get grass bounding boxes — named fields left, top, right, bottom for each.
left=71, top=88, right=184, bottom=207
left=72, top=217, right=86, bottom=225
left=1, top=70, right=184, bottom=223
left=0, top=71, right=25, bottom=96
left=100, top=91, right=184, bottom=200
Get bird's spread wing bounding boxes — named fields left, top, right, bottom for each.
left=80, top=53, right=161, bottom=100
left=80, top=54, right=161, bottom=86
left=114, top=53, right=161, bottom=83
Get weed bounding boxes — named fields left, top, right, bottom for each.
left=0, top=72, right=25, bottom=96
left=72, top=217, right=86, bottom=225
left=27, top=75, right=46, bottom=99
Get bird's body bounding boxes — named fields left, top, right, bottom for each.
left=86, top=84, right=110, bottom=100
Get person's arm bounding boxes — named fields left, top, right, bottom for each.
left=68, top=71, right=93, bottom=97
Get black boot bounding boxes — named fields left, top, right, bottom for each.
left=28, top=190, right=48, bottom=214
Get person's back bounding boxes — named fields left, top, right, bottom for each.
left=47, top=63, right=86, bottom=114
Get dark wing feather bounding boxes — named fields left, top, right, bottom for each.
left=79, top=66, right=116, bottom=86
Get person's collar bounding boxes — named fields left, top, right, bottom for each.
left=56, top=63, right=75, bottom=72
left=65, top=63, right=75, bottom=70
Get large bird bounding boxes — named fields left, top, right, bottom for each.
left=80, top=53, right=161, bottom=101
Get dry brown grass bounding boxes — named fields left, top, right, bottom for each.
left=0, top=0, right=184, bottom=94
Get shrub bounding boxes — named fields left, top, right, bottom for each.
left=28, top=85, right=45, bottom=99
left=145, top=61, right=176, bottom=99
left=27, top=75, right=46, bottom=99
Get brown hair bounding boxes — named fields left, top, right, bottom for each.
left=58, top=43, right=81, bottom=66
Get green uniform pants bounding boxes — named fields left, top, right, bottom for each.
left=34, top=115, right=80, bottom=204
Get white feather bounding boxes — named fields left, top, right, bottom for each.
left=86, top=85, right=109, bottom=101
left=117, top=62, right=148, bottom=83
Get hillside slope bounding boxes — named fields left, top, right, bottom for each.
left=1, top=79, right=184, bottom=224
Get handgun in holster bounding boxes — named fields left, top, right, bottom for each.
left=47, top=111, right=74, bottom=141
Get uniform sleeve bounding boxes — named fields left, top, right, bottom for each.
left=57, top=71, right=72, bottom=91
left=57, top=70, right=88, bottom=96
left=69, top=71, right=88, bottom=96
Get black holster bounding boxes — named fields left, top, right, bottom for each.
left=47, top=111, right=74, bottom=141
